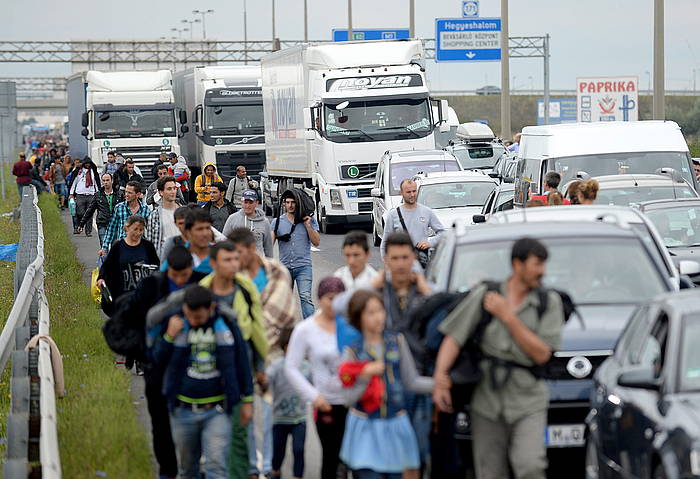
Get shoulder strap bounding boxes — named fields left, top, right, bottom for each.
left=396, top=206, right=408, bottom=232
left=537, top=288, right=549, bottom=318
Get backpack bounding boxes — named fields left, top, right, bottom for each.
left=102, top=292, right=147, bottom=362
left=415, top=281, right=577, bottom=389
left=273, top=188, right=316, bottom=241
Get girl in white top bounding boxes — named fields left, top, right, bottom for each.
left=285, top=276, right=348, bottom=479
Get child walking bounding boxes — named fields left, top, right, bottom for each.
left=339, top=289, right=434, bottom=479
left=267, top=328, right=308, bottom=479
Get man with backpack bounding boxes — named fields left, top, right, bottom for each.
left=432, top=237, right=564, bottom=479
left=380, top=178, right=444, bottom=268
left=271, top=189, right=320, bottom=318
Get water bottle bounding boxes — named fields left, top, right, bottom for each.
left=68, top=197, right=76, bottom=217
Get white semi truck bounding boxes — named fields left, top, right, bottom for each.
left=261, top=39, right=450, bottom=232
left=67, top=70, right=186, bottom=182
left=173, top=66, right=265, bottom=183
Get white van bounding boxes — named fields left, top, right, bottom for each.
left=513, top=121, right=698, bottom=206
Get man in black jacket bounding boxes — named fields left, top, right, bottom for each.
left=78, top=173, right=124, bottom=246
left=201, top=182, right=236, bottom=231
left=115, top=159, right=144, bottom=192
left=110, top=245, right=207, bottom=479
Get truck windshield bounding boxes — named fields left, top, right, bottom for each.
left=551, top=151, right=696, bottom=188
left=323, top=98, right=432, bottom=143
left=94, top=109, right=175, bottom=138
left=205, top=104, right=264, bottom=134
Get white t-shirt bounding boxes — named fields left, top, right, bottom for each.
left=161, top=207, right=179, bottom=240
left=333, top=264, right=378, bottom=291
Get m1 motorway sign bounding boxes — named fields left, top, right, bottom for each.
left=332, top=29, right=410, bottom=42
left=435, top=18, right=501, bottom=62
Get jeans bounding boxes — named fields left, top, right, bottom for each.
left=352, top=470, right=402, bottom=479
left=75, top=194, right=94, bottom=234
left=97, top=226, right=108, bottom=248
left=170, top=405, right=232, bottom=479
left=16, top=183, right=25, bottom=200
left=288, top=265, right=314, bottom=318
left=315, top=405, right=347, bottom=479
left=247, top=395, right=273, bottom=475
left=405, top=391, right=432, bottom=464
left=144, top=370, right=178, bottom=478
left=272, top=422, right=306, bottom=478
left=53, top=183, right=67, bottom=201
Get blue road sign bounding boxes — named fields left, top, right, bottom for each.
left=537, top=98, right=577, bottom=125
left=435, top=18, right=501, bottom=62
left=332, top=29, right=410, bottom=42
left=462, top=0, right=479, bottom=17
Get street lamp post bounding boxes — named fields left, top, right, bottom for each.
left=500, top=0, right=511, bottom=139
left=243, top=0, right=248, bottom=64
left=272, top=0, right=276, bottom=41
left=192, top=9, right=215, bottom=39
left=303, top=0, right=308, bottom=42
left=409, top=0, right=415, bottom=39
left=171, top=27, right=189, bottom=39
left=182, top=19, right=201, bottom=39
left=348, top=0, right=353, bottom=41
left=652, top=0, right=665, bottom=119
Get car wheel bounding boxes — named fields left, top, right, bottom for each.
left=585, top=437, right=600, bottom=479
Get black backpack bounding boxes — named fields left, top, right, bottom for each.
left=415, top=281, right=577, bottom=389
left=102, top=291, right=148, bottom=362
left=274, top=188, right=316, bottom=241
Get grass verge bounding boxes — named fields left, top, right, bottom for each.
left=39, top=193, right=153, bottom=478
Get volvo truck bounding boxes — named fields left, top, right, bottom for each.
left=173, top=66, right=265, bottom=184
left=68, top=70, right=186, bottom=182
left=261, top=39, right=450, bottom=232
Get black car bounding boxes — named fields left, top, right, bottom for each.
left=586, top=289, right=700, bottom=478
left=426, top=221, right=674, bottom=473
left=638, top=198, right=700, bottom=285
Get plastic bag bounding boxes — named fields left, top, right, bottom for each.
left=68, top=197, right=76, bottom=217
left=90, top=258, right=103, bottom=305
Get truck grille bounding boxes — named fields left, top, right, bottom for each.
left=357, top=188, right=373, bottom=198
left=358, top=202, right=373, bottom=213
left=215, top=151, right=266, bottom=183
left=111, top=146, right=171, bottom=184
left=340, top=163, right=378, bottom=181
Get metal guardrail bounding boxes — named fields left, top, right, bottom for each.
left=1, top=186, right=61, bottom=478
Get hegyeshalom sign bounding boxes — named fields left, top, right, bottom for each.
left=435, top=18, right=501, bottom=62
left=576, top=76, right=639, bottom=122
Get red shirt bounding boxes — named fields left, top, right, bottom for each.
left=530, top=192, right=570, bottom=205
left=12, top=160, right=33, bottom=185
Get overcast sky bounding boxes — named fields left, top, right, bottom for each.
left=2, top=0, right=700, bottom=92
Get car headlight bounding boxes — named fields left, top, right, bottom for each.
left=330, top=189, right=343, bottom=209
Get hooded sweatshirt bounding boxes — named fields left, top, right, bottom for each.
left=194, top=161, right=223, bottom=203
left=221, top=207, right=274, bottom=258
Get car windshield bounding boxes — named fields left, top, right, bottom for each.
left=595, top=185, right=697, bottom=207
left=645, top=205, right=700, bottom=248
left=679, top=315, right=700, bottom=392
left=449, top=237, right=667, bottom=304
left=389, top=159, right=460, bottom=195
left=551, top=151, right=695, bottom=188
left=418, top=181, right=496, bottom=209
left=451, top=144, right=505, bottom=169
left=94, top=109, right=175, bottom=138
left=205, top=104, right=264, bottom=134
left=324, top=97, right=432, bottom=143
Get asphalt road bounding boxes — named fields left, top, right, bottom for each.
left=63, top=207, right=381, bottom=479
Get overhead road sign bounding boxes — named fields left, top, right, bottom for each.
left=435, top=18, right=501, bottom=62
left=576, top=76, right=639, bottom=122
left=462, top=1, right=479, bottom=17
left=332, top=29, right=410, bottom=42
left=537, top=98, right=577, bottom=125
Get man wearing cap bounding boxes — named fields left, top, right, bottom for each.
left=222, top=189, right=273, bottom=258
left=201, top=182, right=236, bottom=232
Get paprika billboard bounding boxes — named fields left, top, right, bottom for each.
left=576, top=76, right=638, bottom=122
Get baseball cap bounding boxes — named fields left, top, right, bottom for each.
left=242, top=189, right=258, bottom=202
left=168, top=152, right=178, bottom=159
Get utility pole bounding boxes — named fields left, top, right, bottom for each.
left=652, top=0, right=665, bottom=119
left=243, top=0, right=248, bottom=64
left=409, top=0, right=415, bottom=39
left=304, top=0, right=308, bottom=42
left=348, top=0, right=353, bottom=41
left=192, top=9, right=215, bottom=40
left=272, top=0, right=276, bottom=41
left=543, top=34, right=550, bottom=124
left=500, top=0, right=511, bottom=139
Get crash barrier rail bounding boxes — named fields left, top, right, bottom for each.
left=1, top=186, right=61, bottom=478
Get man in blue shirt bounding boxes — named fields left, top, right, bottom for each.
left=270, top=194, right=320, bottom=318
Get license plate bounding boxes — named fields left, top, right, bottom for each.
left=347, top=190, right=358, bottom=198
left=545, top=424, right=585, bottom=448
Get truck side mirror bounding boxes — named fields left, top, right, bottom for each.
left=179, top=110, right=188, bottom=125
left=81, top=112, right=89, bottom=128
left=303, top=107, right=313, bottom=130
left=81, top=128, right=89, bottom=137
left=180, top=125, right=189, bottom=134
left=304, top=129, right=315, bottom=141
